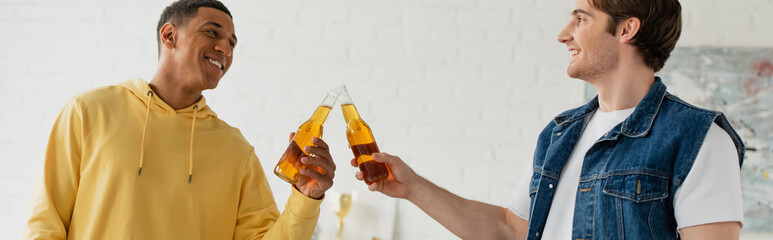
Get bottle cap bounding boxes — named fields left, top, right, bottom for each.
left=331, top=85, right=347, bottom=97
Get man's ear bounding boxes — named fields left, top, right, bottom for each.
left=159, top=22, right=177, bottom=50
left=617, top=17, right=641, bottom=44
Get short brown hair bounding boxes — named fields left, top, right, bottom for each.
left=590, top=0, right=682, bottom=72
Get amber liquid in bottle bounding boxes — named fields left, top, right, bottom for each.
left=340, top=88, right=391, bottom=185
left=274, top=92, right=336, bottom=184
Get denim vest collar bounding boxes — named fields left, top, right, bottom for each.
left=554, top=77, right=667, bottom=139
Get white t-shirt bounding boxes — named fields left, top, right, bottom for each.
left=507, top=108, right=743, bottom=239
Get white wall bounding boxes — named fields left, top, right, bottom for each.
left=1, top=0, right=771, bottom=239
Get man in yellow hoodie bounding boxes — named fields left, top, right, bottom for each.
left=25, top=0, right=336, bottom=239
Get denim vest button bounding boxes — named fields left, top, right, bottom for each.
left=549, top=184, right=553, bottom=188
left=557, top=132, right=562, bottom=136
left=536, top=232, right=540, bottom=237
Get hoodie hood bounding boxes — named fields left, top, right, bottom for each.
left=117, top=78, right=217, bottom=118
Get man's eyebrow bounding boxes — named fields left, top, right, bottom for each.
left=572, top=9, right=594, bottom=17
left=204, top=21, right=237, bottom=43
left=204, top=21, right=223, bottom=28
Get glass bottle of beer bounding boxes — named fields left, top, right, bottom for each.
left=274, top=90, right=338, bottom=184
left=339, top=86, right=391, bottom=184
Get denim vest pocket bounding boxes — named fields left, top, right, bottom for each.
left=602, top=173, right=669, bottom=203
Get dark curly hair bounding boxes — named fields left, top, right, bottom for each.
left=156, top=0, right=232, bottom=56
left=590, top=0, right=682, bottom=72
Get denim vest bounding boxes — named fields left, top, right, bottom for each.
left=526, top=78, right=745, bottom=240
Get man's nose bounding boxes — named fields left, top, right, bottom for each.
left=557, top=23, right=573, bottom=44
left=215, top=40, right=232, bottom=57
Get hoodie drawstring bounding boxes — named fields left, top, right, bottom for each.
left=136, top=90, right=199, bottom=184
left=189, top=104, right=198, bottom=183
left=138, top=90, right=153, bottom=176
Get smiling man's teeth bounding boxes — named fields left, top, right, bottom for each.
left=570, top=50, right=581, bottom=57
left=207, top=58, right=223, bottom=69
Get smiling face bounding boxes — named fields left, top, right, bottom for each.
left=557, top=0, right=619, bottom=81
left=161, top=7, right=237, bottom=91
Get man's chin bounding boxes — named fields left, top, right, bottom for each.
left=566, top=64, right=592, bottom=80
left=566, top=66, right=580, bottom=79
left=201, top=78, right=221, bottom=90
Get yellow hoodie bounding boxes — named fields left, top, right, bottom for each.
left=25, top=79, right=321, bottom=239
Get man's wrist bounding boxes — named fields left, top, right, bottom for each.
left=287, top=186, right=323, bottom=219
left=406, top=175, right=428, bottom=203
left=293, top=185, right=324, bottom=200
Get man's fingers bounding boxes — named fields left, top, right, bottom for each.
left=355, top=171, right=364, bottom=180
left=368, top=181, right=379, bottom=192
left=302, top=156, right=336, bottom=176
left=304, top=146, right=334, bottom=167
left=311, top=137, right=329, bottom=150
left=288, top=132, right=296, bottom=143
left=372, top=152, right=401, bottom=165
left=300, top=168, right=333, bottom=186
left=367, top=181, right=384, bottom=192
left=350, top=158, right=358, bottom=167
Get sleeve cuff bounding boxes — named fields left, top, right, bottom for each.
left=285, top=187, right=323, bottom=219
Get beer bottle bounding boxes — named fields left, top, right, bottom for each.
left=339, top=86, right=391, bottom=184
left=274, top=90, right=338, bottom=184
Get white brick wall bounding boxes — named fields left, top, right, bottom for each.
left=1, top=0, right=771, bottom=239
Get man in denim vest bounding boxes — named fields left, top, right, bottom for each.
left=350, top=0, right=745, bottom=239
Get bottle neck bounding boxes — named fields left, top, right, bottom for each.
left=341, top=104, right=361, bottom=122
left=309, top=105, right=332, bottom=123
left=319, top=92, right=337, bottom=108
left=310, top=92, right=337, bottom=123
left=338, top=89, right=361, bottom=122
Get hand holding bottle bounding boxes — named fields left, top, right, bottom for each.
left=338, top=86, right=391, bottom=184
left=288, top=132, right=335, bottom=199
left=351, top=152, right=417, bottom=200
left=274, top=89, right=339, bottom=199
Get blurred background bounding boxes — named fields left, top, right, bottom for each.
left=1, top=0, right=771, bottom=239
